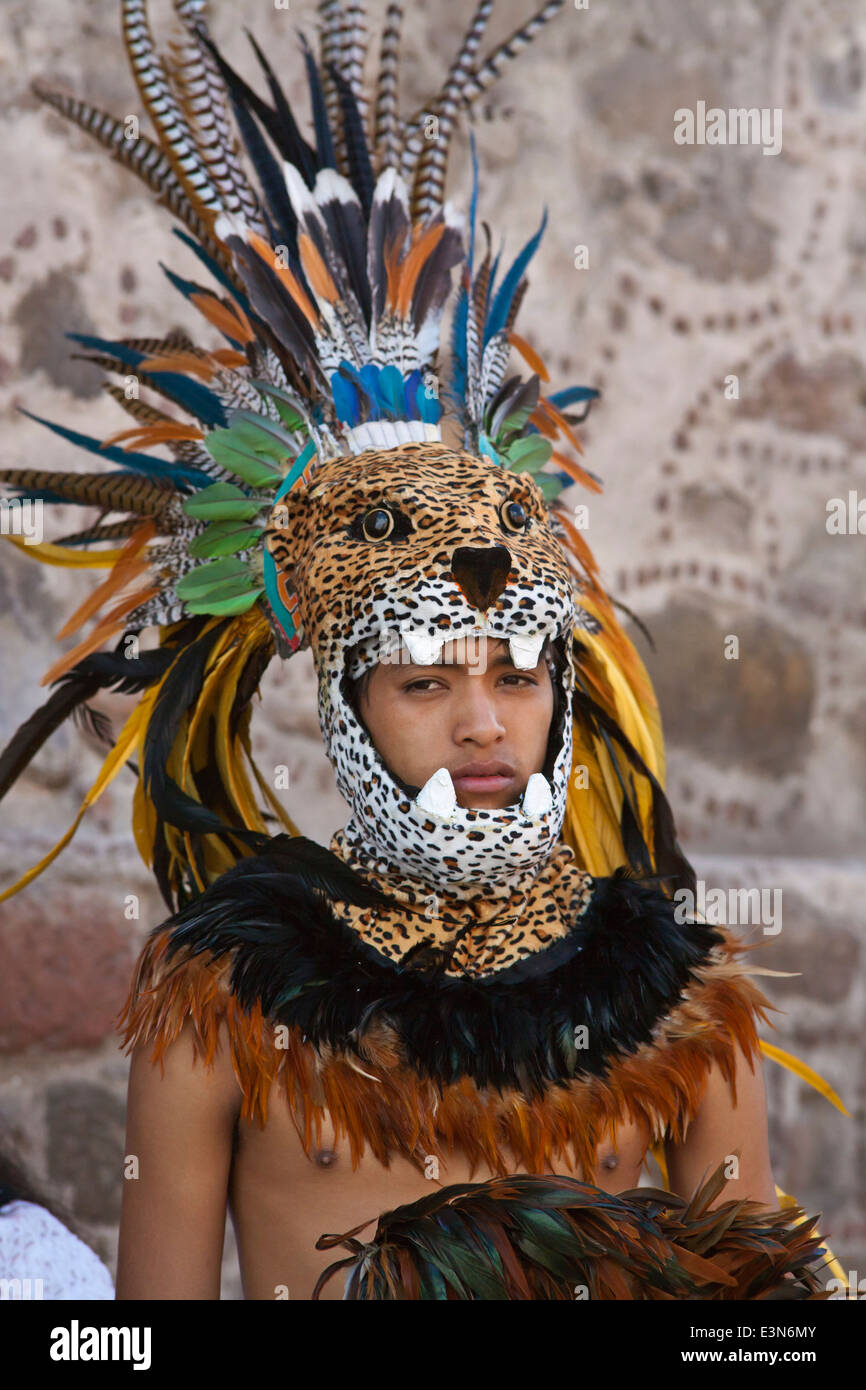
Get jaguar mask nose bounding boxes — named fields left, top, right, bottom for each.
left=450, top=545, right=512, bottom=611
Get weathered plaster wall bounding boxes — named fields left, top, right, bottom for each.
left=0, top=0, right=864, bottom=1298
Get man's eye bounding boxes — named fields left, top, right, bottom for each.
left=348, top=506, right=413, bottom=543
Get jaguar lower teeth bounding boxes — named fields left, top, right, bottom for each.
left=415, top=766, right=457, bottom=820
left=508, top=633, right=545, bottom=670
left=403, top=630, right=446, bottom=667
left=521, top=772, right=553, bottom=819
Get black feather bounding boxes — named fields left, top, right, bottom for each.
left=141, top=620, right=268, bottom=853
left=245, top=28, right=318, bottom=185
left=0, top=633, right=180, bottom=803
left=156, top=837, right=721, bottom=1095
left=410, top=217, right=464, bottom=336
left=367, top=176, right=410, bottom=322
left=326, top=61, right=375, bottom=218
left=220, top=232, right=317, bottom=371
left=299, top=32, right=337, bottom=171
left=195, top=30, right=302, bottom=246
left=313, top=158, right=373, bottom=328
left=70, top=701, right=114, bottom=746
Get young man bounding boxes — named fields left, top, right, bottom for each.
left=116, top=634, right=778, bottom=1301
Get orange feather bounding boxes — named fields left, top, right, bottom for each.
left=394, top=221, right=445, bottom=319
left=40, top=581, right=161, bottom=686
left=189, top=290, right=255, bottom=345
left=507, top=330, right=550, bottom=382
left=54, top=520, right=157, bottom=640
left=137, top=350, right=217, bottom=381
left=100, top=423, right=206, bottom=450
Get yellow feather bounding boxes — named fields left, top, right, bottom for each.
left=2, top=536, right=128, bottom=567
left=759, top=1041, right=850, bottom=1117
left=244, top=725, right=301, bottom=837
left=0, top=698, right=145, bottom=902
left=215, top=645, right=268, bottom=834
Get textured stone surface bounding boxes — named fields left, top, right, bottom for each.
left=44, top=1081, right=126, bottom=1224
left=0, top=881, right=147, bottom=1050
left=0, top=0, right=863, bottom=1297
left=633, top=599, right=815, bottom=777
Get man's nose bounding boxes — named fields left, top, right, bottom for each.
left=453, top=675, right=506, bottom=744
left=450, top=545, right=512, bottom=612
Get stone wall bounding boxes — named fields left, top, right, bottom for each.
left=0, top=0, right=863, bottom=1299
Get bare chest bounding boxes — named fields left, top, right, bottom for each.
left=227, top=1096, right=651, bottom=1300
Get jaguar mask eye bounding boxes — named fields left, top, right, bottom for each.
left=350, top=506, right=414, bottom=543
left=500, top=499, right=529, bottom=534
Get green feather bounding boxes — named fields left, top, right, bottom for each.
left=504, top=435, right=553, bottom=473
left=175, top=556, right=255, bottom=599
left=182, top=482, right=266, bottom=523
left=189, top=521, right=265, bottom=559
left=204, top=435, right=282, bottom=488
left=184, top=589, right=264, bottom=616
left=536, top=473, right=565, bottom=502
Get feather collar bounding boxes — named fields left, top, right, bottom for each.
left=155, top=832, right=724, bottom=1094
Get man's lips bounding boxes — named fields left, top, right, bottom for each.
left=451, top=761, right=516, bottom=792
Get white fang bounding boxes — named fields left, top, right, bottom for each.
left=521, top=772, right=553, bottom=819
left=508, top=633, right=545, bottom=670
left=403, top=630, right=446, bottom=666
left=415, top=767, right=457, bottom=820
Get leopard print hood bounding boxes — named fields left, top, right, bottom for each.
left=264, top=443, right=584, bottom=894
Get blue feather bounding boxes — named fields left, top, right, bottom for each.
left=359, top=364, right=383, bottom=420
left=158, top=264, right=245, bottom=352
left=404, top=369, right=422, bottom=418
left=17, top=409, right=212, bottom=489
left=418, top=384, right=442, bottom=425
left=65, top=334, right=228, bottom=428
left=330, top=374, right=359, bottom=426
left=547, top=385, right=601, bottom=407
left=467, top=129, right=480, bottom=276
left=171, top=229, right=255, bottom=313
left=484, top=207, right=548, bottom=344
left=449, top=284, right=470, bottom=403
left=378, top=365, right=406, bottom=419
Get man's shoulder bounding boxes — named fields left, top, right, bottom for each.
left=117, top=921, right=274, bottom=1106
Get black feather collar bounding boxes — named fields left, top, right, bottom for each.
left=159, top=835, right=723, bottom=1094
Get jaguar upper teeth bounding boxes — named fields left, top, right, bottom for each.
left=402, top=630, right=446, bottom=666
left=521, top=772, right=553, bottom=819
left=508, top=633, right=546, bottom=670
left=415, top=767, right=457, bottom=820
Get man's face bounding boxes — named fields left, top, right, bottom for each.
left=358, top=636, right=555, bottom=810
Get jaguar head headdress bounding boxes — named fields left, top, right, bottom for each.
left=0, top=0, right=675, bottom=910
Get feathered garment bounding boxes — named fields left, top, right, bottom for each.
left=117, top=832, right=832, bottom=1298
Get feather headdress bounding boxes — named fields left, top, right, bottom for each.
left=0, top=0, right=668, bottom=910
